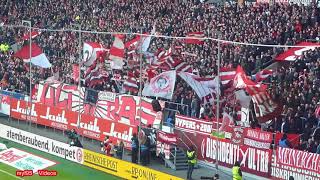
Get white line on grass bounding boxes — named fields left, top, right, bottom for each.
left=0, top=169, right=24, bottom=180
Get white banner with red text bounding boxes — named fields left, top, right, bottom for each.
left=243, top=128, right=272, bottom=149
left=36, top=82, right=162, bottom=127
left=0, top=123, right=84, bottom=164
left=175, top=115, right=220, bottom=135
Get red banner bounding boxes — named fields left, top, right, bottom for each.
left=243, top=128, right=272, bottom=149
left=10, top=98, right=78, bottom=131
left=175, top=115, right=220, bottom=135
left=36, top=83, right=161, bottom=127
left=10, top=98, right=137, bottom=148
left=73, top=113, right=137, bottom=146
left=157, top=131, right=177, bottom=145
left=174, top=128, right=272, bottom=178
left=272, top=147, right=320, bottom=179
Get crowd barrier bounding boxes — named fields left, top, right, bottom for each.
left=0, top=123, right=182, bottom=180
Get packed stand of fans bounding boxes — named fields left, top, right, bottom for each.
left=0, top=0, right=319, bottom=154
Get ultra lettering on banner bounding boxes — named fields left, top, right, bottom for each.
left=175, top=129, right=272, bottom=178
left=204, top=136, right=271, bottom=177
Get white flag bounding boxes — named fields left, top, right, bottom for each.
left=178, top=72, right=220, bottom=100
left=235, top=90, right=252, bottom=108
left=142, top=70, right=176, bottom=100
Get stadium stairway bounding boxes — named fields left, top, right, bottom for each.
left=164, top=146, right=199, bottom=170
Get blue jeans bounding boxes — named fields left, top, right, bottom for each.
left=187, top=163, right=194, bottom=180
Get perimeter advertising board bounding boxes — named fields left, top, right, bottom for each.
left=0, top=124, right=83, bottom=164
left=83, top=149, right=182, bottom=180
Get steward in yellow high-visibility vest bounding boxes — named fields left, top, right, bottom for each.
left=0, top=44, right=5, bottom=52
left=232, top=161, right=242, bottom=180
left=186, top=147, right=196, bottom=180
left=0, top=43, right=9, bottom=53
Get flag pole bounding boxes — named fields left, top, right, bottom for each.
left=137, top=26, right=143, bottom=164
left=71, top=23, right=82, bottom=138
left=215, top=31, right=222, bottom=171
left=22, top=20, right=32, bottom=129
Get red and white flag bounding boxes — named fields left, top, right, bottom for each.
left=156, top=47, right=172, bottom=62
left=178, top=72, right=220, bottom=104
left=109, top=34, right=125, bottom=70
left=161, top=57, right=192, bottom=72
left=245, top=81, right=281, bottom=123
left=84, top=62, right=109, bottom=87
left=219, top=67, right=236, bottom=86
left=275, top=42, right=320, bottom=61
left=219, top=112, right=235, bottom=132
left=125, top=36, right=141, bottom=50
left=185, top=32, right=205, bottom=45
left=21, top=31, right=40, bottom=41
left=123, top=77, right=139, bottom=93
left=83, top=42, right=106, bottom=67
left=14, top=42, right=52, bottom=68
left=142, top=70, right=176, bottom=100
left=255, top=69, right=273, bottom=82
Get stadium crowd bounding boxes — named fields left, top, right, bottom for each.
left=0, top=0, right=320, bottom=154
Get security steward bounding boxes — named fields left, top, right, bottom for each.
left=232, top=161, right=242, bottom=180
left=186, top=147, right=196, bottom=180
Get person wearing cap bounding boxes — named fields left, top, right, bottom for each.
left=232, top=161, right=242, bottom=180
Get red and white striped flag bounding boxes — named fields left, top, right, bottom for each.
left=255, top=69, right=273, bottom=82
left=219, top=67, right=236, bottom=86
left=161, top=57, right=192, bottom=73
left=125, top=36, right=141, bottom=50
left=123, top=75, right=139, bottom=93
left=156, top=47, right=172, bottom=62
left=185, top=32, right=205, bottom=45
left=109, top=34, right=125, bottom=70
left=246, top=83, right=281, bottom=123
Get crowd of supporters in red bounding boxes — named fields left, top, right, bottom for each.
left=0, top=0, right=319, bottom=153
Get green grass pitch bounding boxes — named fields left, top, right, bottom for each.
left=0, top=138, right=120, bottom=180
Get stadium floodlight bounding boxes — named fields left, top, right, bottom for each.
left=22, top=20, right=32, bottom=130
